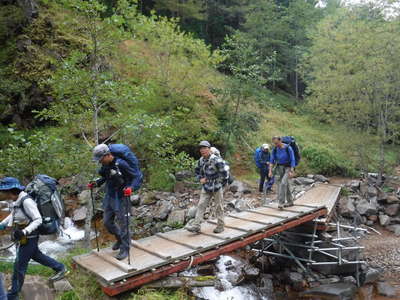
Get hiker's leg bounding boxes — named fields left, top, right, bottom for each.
left=7, top=239, right=36, bottom=300
left=259, top=168, right=267, bottom=193
left=104, top=205, right=120, bottom=237
left=266, top=166, right=275, bottom=190
left=281, top=167, right=291, bottom=205
left=31, top=240, right=64, bottom=272
left=275, top=166, right=285, bottom=205
left=192, top=189, right=211, bottom=227
left=116, top=200, right=131, bottom=251
left=286, top=169, right=294, bottom=205
left=214, top=189, right=224, bottom=227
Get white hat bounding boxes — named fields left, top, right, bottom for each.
left=93, top=144, right=110, bottom=161
left=262, top=144, right=270, bottom=150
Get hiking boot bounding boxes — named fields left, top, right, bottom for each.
left=115, top=249, right=129, bottom=261
left=49, top=267, right=68, bottom=282
left=278, top=204, right=284, bottom=210
left=213, top=225, right=224, bottom=234
left=112, top=240, right=121, bottom=251
left=185, top=224, right=200, bottom=233
left=284, top=203, right=294, bottom=208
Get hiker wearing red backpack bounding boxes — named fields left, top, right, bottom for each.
left=90, top=144, right=143, bottom=261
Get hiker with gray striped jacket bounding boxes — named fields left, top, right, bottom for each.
left=185, top=141, right=228, bottom=234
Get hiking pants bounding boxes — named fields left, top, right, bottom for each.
left=104, top=199, right=131, bottom=252
left=0, top=273, right=6, bottom=300
left=274, top=165, right=293, bottom=206
left=258, top=166, right=275, bottom=192
left=8, top=237, right=64, bottom=300
left=193, top=188, right=224, bottom=228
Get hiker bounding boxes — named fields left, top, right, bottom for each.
left=89, top=144, right=143, bottom=260
left=269, top=137, right=296, bottom=208
left=185, top=141, right=228, bottom=234
left=254, top=144, right=274, bottom=193
left=0, top=177, right=66, bottom=300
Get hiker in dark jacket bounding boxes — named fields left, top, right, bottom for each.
left=90, top=144, right=142, bottom=261
left=269, top=136, right=296, bottom=208
left=185, top=141, right=228, bottom=234
left=0, top=177, right=66, bottom=300
left=254, top=144, right=275, bottom=193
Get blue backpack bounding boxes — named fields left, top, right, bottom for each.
left=109, top=144, right=143, bottom=189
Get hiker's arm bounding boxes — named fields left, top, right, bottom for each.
left=195, top=160, right=202, bottom=182
left=288, top=146, right=296, bottom=169
left=95, top=167, right=107, bottom=187
left=254, top=150, right=261, bottom=168
left=22, top=198, right=42, bottom=235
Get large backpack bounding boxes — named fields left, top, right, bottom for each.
left=22, top=174, right=65, bottom=235
left=273, top=136, right=301, bottom=166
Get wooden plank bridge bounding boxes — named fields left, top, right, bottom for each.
left=73, top=183, right=341, bottom=296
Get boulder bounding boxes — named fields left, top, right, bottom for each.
left=314, top=174, right=329, bottom=183
left=349, top=180, right=360, bottom=191
left=379, top=214, right=391, bottom=226
left=197, top=264, right=215, bottom=276
left=130, top=194, right=140, bottom=206
left=338, top=197, right=356, bottom=218
left=294, top=177, right=315, bottom=185
left=175, top=170, right=193, bottom=181
left=367, top=215, right=377, bottom=222
left=52, top=279, right=73, bottom=293
left=377, top=191, right=388, bottom=202
left=187, top=207, right=197, bottom=220
left=140, top=191, right=158, bottom=205
left=387, top=224, right=400, bottom=236
left=342, top=276, right=357, bottom=285
left=367, top=186, right=378, bottom=197
left=385, top=204, right=400, bottom=216
left=361, top=267, right=381, bottom=284
left=78, top=190, right=91, bottom=205
left=229, top=180, right=252, bottom=194
left=360, top=182, right=368, bottom=196
left=386, top=194, right=400, bottom=204
left=288, top=272, right=305, bottom=291
left=300, top=283, right=357, bottom=300
left=154, top=200, right=173, bottom=220
left=72, top=206, right=87, bottom=222
left=21, top=276, right=55, bottom=300
left=167, top=209, right=186, bottom=224
left=243, top=265, right=260, bottom=280
left=376, top=281, right=397, bottom=298
left=356, top=200, right=377, bottom=216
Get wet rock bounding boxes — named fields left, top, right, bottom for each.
left=387, top=224, right=400, bottom=236
left=349, top=180, right=360, bottom=191
left=52, top=279, right=73, bottom=292
left=356, top=200, right=377, bottom=216
left=379, top=214, right=391, bottom=226
left=359, top=284, right=374, bottom=300
left=342, top=276, right=357, bottom=285
left=187, top=207, right=197, bottom=220
left=259, top=275, right=274, bottom=299
left=360, top=267, right=381, bottom=284
left=229, top=180, right=251, bottom=194
left=376, top=281, right=397, bottom=297
left=338, top=197, right=356, bottom=218
left=386, top=194, right=400, bottom=204
left=72, top=206, right=87, bottom=222
left=197, top=264, right=215, bottom=276
left=167, top=209, right=186, bottom=224
left=130, top=194, right=140, bottom=206
left=385, top=203, right=400, bottom=216
left=243, top=265, right=260, bottom=280
left=141, top=191, right=158, bottom=205
left=78, top=190, right=91, bottom=205
left=154, top=200, right=173, bottom=220
left=294, top=177, right=315, bottom=185
left=367, top=186, right=378, bottom=197
left=21, top=276, right=55, bottom=300
left=300, top=283, right=357, bottom=300
left=314, top=174, right=329, bottom=183
left=225, top=272, right=243, bottom=286
left=231, top=198, right=249, bottom=212
left=288, top=272, right=305, bottom=291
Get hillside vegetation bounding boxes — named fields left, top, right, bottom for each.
left=0, top=0, right=399, bottom=191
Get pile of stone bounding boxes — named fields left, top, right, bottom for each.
left=338, top=173, right=400, bottom=236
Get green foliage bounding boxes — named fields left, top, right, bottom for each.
left=130, top=288, right=192, bottom=300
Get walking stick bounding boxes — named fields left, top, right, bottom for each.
left=88, top=184, right=100, bottom=252
left=123, top=188, right=132, bottom=265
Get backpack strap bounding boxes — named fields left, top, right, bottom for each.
left=17, top=195, right=33, bottom=223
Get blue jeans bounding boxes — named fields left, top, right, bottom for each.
left=259, top=166, right=275, bottom=192
left=8, top=237, right=64, bottom=300
left=103, top=198, right=131, bottom=252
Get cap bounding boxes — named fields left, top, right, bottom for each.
left=199, top=141, right=211, bottom=148
left=0, top=177, right=25, bottom=191
left=93, top=144, right=110, bottom=161
left=262, top=143, right=270, bottom=150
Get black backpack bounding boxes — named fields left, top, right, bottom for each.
left=21, top=175, right=65, bottom=235
left=273, top=136, right=301, bottom=166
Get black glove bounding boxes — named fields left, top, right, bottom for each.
left=13, top=229, right=25, bottom=241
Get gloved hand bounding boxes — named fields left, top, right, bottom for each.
left=0, top=224, right=6, bottom=230
left=87, top=182, right=96, bottom=189
left=13, top=229, right=25, bottom=241
left=123, top=187, right=132, bottom=197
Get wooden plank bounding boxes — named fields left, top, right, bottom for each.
left=228, top=214, right=273, bottom=226
left=92, top=250, right=137, bottom=273
left=155, top=233, right=201, bottom=250
left=196, top=221, right=249, bottom=240
left=132, top=241, right=171, bottom=260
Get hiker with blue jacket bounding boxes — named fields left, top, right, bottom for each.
left=89, top=144, right=143, bottom=261
left=0, top=177, right=66, bottom=300
left=269, top=137, right=296, bottom=208
left=254, top=144, right=275, bottom=193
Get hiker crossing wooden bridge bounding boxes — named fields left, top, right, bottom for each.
left=73, top=183, right=341, bottom=296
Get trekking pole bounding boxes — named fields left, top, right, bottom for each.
left=123, top=188, right=132, bottom=265
left=88, top=184, right=100, bottom=252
